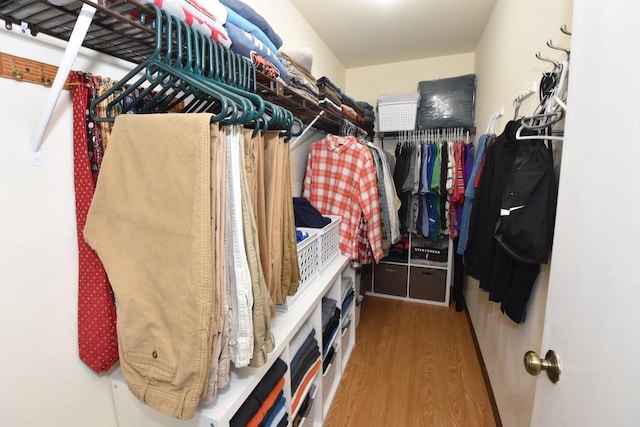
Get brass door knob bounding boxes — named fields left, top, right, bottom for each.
left=524, top=349, right=561, bottom=383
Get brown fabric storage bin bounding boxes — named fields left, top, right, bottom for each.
left=409, top=267, right=446, bottom=302
left=374, top=263, right=408, bottom=297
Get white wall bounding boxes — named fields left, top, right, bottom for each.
left=345, top=53, right=475, bottom=106
left=0, top=28, right=133, bottom=427
left=0, top=3, right=341, bottom=426
left=470, top=0, right=573, bottom=426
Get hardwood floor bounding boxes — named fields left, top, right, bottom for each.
left=324, top=296, right=497, bottom=427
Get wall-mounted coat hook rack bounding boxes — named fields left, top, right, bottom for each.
left=546, top=39, right=570, bottom=60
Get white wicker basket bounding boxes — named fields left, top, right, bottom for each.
left=300, top=215, right=342, bottom=273
left=276, top=229, right=319, bottom=312
left=297, top=229, right=320, bottom=285
left=377, top=92, right=420, bottom=132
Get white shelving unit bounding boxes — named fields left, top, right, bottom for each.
left=367, top=234, right=453, bottom=307
left=110, top=254, right=357, bottom=427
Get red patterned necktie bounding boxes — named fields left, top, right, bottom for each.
left=70, top=72, right=119, bottom=372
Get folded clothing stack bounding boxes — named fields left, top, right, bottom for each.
left=280, top=50, right=319, bottom=105
left=316, top=76, right=376, bottom=137
left=148, top=0, right=231, bottom=47
left=230, top=358, right=288, bottom=427
left=357, top=101, right=376, bottom=136
left=220, top=0, right=290, bottom=83
left=317, top=76, right=342, bottom=110
left=321, top=297, right=341, bottom=356
left=288, top=320, right=321, bottom=417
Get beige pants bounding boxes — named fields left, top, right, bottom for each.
left=237, top=129, right=275, bottom=367
left=262, top=131, right=286, bottom=304
left=84, top=114, right=218, bottom=420
left=203, top=123, right=228, bottom=404
left=262, top=131, right=301, bottom=305
left=282, top=145, right=301, bottom=297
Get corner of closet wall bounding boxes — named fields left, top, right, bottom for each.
left=345, top=53, right=476, bottom=108
left=469, top=0, right=573, bottom=426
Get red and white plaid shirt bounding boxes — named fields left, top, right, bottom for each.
left=303, top=135, right=384, bottom=262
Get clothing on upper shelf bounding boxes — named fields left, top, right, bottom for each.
left=280, top=46, right=314, bottom=74
left=224, top=20, right=289, bottom=83
left=152, top=0, right=231, bottom=47
left=321, top=297, right=337, bottom=330
left=342, top=287, right=355, bottom=315
left=220, top=0, right=283, bottom=49
left=322, top=308, right=341, bottom=356
left=314, top=76, right=376, bottom=137
left=224, top=6, right=281, bottom=59
left=280, top=51, right=319, bottom=104
left=289, top=319, right=314, bottom=359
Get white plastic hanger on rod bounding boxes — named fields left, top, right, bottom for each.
left=516, top=59, right=569, bottom=142
left=486, top=107, right=504, bottom=135
left=512, top=81, right=537, bottom=120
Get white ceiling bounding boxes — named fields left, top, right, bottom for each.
left=289, top=0, right=497, bottom=69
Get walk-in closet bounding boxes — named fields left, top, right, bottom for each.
left=4, top=1, right=640, bottom=426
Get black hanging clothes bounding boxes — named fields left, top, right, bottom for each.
left=464, top=120, right=556, bottom=323
left=494, top=138, right=558, bottom=264
left=394, top=142, right=412, bottom=232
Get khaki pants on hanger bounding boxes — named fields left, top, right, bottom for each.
left=282, top=146, right=301, bottom=297
left=238, top=130, right=275, bottom=367
left=262, top=131, right=286, bottom=305
left=84, top=114, right=218, bottom=420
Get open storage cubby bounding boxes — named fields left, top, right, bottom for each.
left=365, top=233, right=453, bottom=307
left=111, top=255, right=356, bottom=427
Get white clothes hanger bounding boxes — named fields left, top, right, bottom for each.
left=516, top=54, right=569, bottom=142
